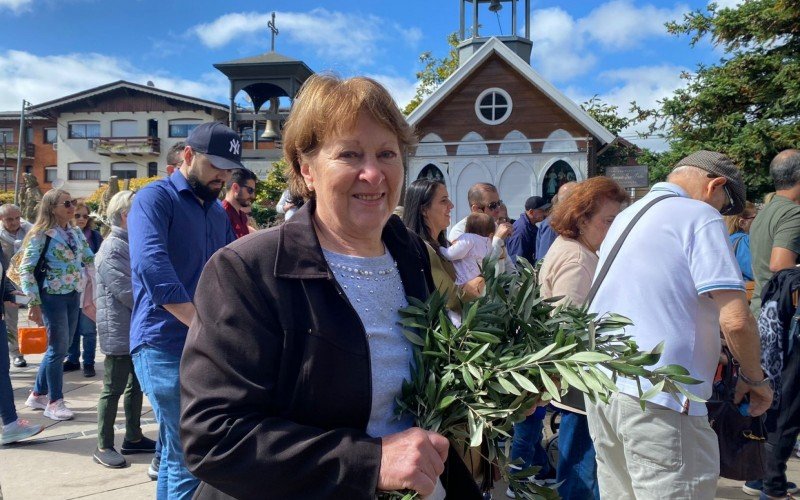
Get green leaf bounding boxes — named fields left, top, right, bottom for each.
left=401, top=329, right=425, bottom=347
left=539, top=368, right=561, bottom=401
left=509, top=371, right=540, bottom=394
left=438, top=395, right=457, bottom=410
left=565, top=351, right=612, bottom=363
left=639, top=379, right=666, bottom=402
left=465, top=343, right=490, bottom=363
left=461, top=366, right=475, bottom=391
left=555, top=363, right=589, bottom=393
left=652, top=364, right=691, bottom=376
left=471, top=331, right=502, bottom=344
left=497, top=376, right=522, bottom=396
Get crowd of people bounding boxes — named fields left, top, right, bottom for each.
left=0, top=72, right=797, bottom=500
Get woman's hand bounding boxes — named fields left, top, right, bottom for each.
left=461, top=276, right=486, bottom=300
left=378, top=427, right=449, bottom=496
left=28, top=304, right=43, bottom=326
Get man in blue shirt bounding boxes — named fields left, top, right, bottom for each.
left=536, top=181, right=577, bottom=261
left=129, top=122, right=239, bottom=499
left=506, top=196, right=550, bottom=266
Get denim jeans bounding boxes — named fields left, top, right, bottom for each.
left=66, top=311, right=96, bottom=366
left=133, top=345, right=198, bottom=500
left=0, top=318, right=18, bottom=425
left=556, top=411, right=599, bottom=499
left=34, top=291, right=80, bottom=402
left=510, top=407, right=551, bottom=476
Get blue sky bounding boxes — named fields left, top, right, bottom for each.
left=0, top=0, right=738, bottom=147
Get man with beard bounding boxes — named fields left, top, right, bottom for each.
left=222, top=168, right=258, bottom=239
left=127, top=122, right=239, bottom=499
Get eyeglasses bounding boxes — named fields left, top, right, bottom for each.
left=476, top=200, right=503, bottom=211
left=58, top=199, right=78, bottom=208
left=239, top=185, right=255, bottom=195
left=720, top=184, right=735, bottom=216
left=707, top=174, right=735, bottom=216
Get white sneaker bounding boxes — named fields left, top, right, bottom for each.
left=43, top=399, right=74, bottom=421
left=25, top=392, right=48, bottom=410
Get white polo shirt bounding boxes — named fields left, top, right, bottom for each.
left=589, top=182, right=744, bottom=415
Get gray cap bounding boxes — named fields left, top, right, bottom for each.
left=674, top=150, right=745, bottom=215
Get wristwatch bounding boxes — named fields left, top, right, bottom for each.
left=739, top=370, right=771, bottom=387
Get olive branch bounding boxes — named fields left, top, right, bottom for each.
left=381, top=259, right=702, bottom=499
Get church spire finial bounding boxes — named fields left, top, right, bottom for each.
left=268, top=12, right=279, bottom=52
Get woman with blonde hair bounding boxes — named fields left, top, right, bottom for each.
left=64, top=199, right=103, bottom=377
left=19, top=189, right=94, bottom=420
left=724, top=201, right=756, bottom=281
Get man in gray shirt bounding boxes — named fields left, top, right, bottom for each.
left=0, top=204, right=32, bottom=367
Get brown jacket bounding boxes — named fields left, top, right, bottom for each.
left=180, top=200, right=480, bottom=500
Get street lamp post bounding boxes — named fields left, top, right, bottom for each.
left=13, top=99, right=29, bottom=205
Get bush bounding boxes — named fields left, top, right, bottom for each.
left=0, top=191, right=15, bottom=205
left=85, top=176, right=161, bottom=204
left=256, top=159, right=288, bottom=208
left=250, top=204, right=281, bottom=228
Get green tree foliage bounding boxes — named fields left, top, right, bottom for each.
left=634, top=0, right=800, bottom=199
left=581, top=96, right=643, bottom=174
left=250, top=159, right=288, bottom=228
left=403, top=33, right=461, bottom=115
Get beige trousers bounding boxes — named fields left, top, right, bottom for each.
left=585, top=392, right=719, bottom=500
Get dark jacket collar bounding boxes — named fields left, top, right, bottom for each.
left=275, top=198, right=426, bottom=282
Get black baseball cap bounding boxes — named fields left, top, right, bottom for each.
left=525, top=196, right=552, bottom=211
left=186, top=122, right=245, bottom=170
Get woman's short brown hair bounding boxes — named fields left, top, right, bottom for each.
left=551, top=176, right=629, bottom=239
left=282, top=74, right=416, bottom=200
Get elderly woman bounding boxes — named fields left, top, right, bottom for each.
left=539, top=176, right=628, bottom=499
left=180, top=75, right=479, bottom=499
left=92, top=191, right=156, bottom=468
left=403, top=178, right=484, bottom=313
left=20, top=189, right=94, bottom=421
left=64, top=200, right=103, bottom=377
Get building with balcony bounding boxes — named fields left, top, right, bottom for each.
left=0, top=112, right=57, bottom=194
left=27, top=81, right=229, bottom=197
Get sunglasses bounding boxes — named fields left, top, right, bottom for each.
left=477, top=200, right=503, bottom=211
left=74, top=214, right=89, bottom=219
left=239, top=185, right=255, bottom=195
left=58, top=199, right=78, bottom=208
left=707, top=174, right=735, bottom=216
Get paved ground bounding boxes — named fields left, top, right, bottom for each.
left=2, top=347, right=798, bottom=499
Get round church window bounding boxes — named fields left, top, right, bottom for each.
left=475, top=88, right=513, bottom=125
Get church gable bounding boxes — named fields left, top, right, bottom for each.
left=415, top=54, right=592, bottom=155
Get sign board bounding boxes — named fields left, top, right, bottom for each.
left=605, top=165, right=649, bottom=188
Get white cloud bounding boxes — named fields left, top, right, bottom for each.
left=0, top=0, right=32, bottom=13
left=579, top=0, right=689, bottom=51
left=531, top=7, right=597, bottom=83
left=365, top=74, right=418, bottom=110
left=567, top=64, right=689, bottom=151
left=0, top=50, right=228, bottom=111
left=530, top=1, right=688, bottom=82
left=191, top=9, right=422, bottom=68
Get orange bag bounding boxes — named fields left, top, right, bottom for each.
left=18, top=326, right=48, bottom=355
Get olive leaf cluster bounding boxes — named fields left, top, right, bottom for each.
left=389, top=259, right=701, bottom=499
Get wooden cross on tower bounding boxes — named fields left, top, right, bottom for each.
left=268, top=12, right=279, bottom=52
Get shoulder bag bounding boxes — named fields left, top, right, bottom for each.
left=556, top=193, right=678, bottom=413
